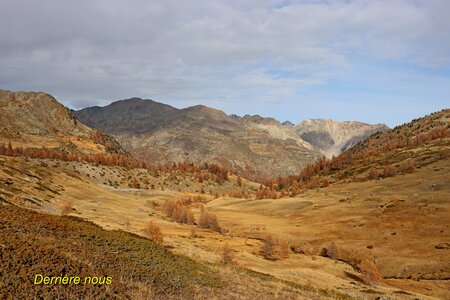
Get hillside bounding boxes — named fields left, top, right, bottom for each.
left=3, top=153, right=437, bottom=299
left=261, top=109, right=449, bottom=197
left=2, top=204, right=345, bottom=300
left=294, top=119, right=389, bottom=158
left=76, top=98, right=322, bottom=179
left=0, top=89, right=125, bottom=155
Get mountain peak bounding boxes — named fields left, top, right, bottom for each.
left=282, top=121, right=295, bottom=127
left=75, top=97, right=322, bottom=178
left=295, top=119, right=389, bottom=158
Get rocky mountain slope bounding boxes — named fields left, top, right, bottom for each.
left=0, top=89, right=125, bottom=155
left=76, top=98, right=322, bottom=178
left=294, top=119, right=389, bottom=158
left=269, top=108, right=450, bottom=196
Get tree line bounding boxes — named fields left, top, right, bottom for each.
left=0, top=142, right=230, bottom=184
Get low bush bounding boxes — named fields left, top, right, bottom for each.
left=358, top=259, right=382, bottom=285
left=319, top=241, right=339, bottom=260
left=367, top=169, right=379, bottom=180
left=399, top=161, right=415, bottom=173
left=142, top=221, right=163, bottom=244
left=219, top=243, right=236, bottom=265
left=60, top=201, right=74, bottom=216
left=382, top=165, right=398, bottom=177
left=164, top=200, right=196, bottom=225
left=260, top=234, right=290, bottom=260
left=198, top=210, right=221, bottom=232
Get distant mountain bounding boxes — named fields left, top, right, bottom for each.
left=273, top=108, right=450, bottom=193
left=282, top=121, right=295, bottom=127
left=76, top=98, right=322, bottom=178
left=294, top=119, right=389, bottom=158
left=0, top=89, right=125, bottom=154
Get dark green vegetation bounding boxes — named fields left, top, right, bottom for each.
left=0, top=205, right=220, bottom=299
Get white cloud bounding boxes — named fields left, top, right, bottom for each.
left=0, top=0, right=449, bottom=109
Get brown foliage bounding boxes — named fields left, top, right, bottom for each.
left=219, top=243, right=236, bottom=265
left=367, top=168, right=379, bottom=180
left=290, top=241, right=314, bottom=255
left=358, top=259, right=382, bottom=285
left=255, top=187, right=278, bottom=199
left=228, top=190, right=251, bottom=198
left=60, top=201, right=74, bottom=216
left=236, top=176, right=242, bottom=186
left=198, top=210, right=221, bottom=232
left=319, top=241, right=339, bottom=260
left=382, top=165, right=398, bottom=177
left=189, top=227, right=197, bottom=238
left=164, top=200, right=195, bottom=225
left=399, top=161, right=415, bottom=173
left=0, top=142, right=232, bottom=185
left=142, top=221, right=163, bottom=244
left=260, top=234, right=290, bottom=260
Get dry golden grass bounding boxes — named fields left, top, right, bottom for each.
left=2, top=154, right=449, bottom=299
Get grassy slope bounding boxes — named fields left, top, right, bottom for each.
left=0, top=204, right=353, bottom=300
left=1, top=153, right=448, bottom=299
left=0, top=204, right=220, bottom=299
left=207, top=157, right=450, bottom=299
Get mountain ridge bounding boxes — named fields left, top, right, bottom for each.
left=0, top=89, right=126, bottom=155
left=76, top=97, right=323, bottom=178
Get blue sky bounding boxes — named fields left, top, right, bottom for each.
left=0, top=0, right=449, bottom=127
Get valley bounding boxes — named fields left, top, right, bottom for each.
left=1, top=90, right=449, bottom=299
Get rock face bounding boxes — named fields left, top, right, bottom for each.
left=294, top=119, right=389, bottom=158
left=76, top=98, right=323, bottom=178
left=0, top=89, right=125, bottom=154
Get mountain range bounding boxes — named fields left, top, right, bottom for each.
left=76, top=97, right=388, bottom=178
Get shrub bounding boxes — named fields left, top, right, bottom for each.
left=60, top=202, right=74, bottom=216
left=319, top=241, right=339, bottom=260
left=399, top=161, right=415, bottom=173
left=219, top=243, right=236, bottom=265
left=260, top=234, right=290, bottom=260
left=143, top=221, right=163, bottom=244
left=358, top=259, right=382, bottom=285
left=382, top=166, right=398, bottom=177
left=177, top=207, right=195, bottom=225
left=367, top=169, right=379, bottom=180
left=189, top=227, right=197, bottom=238
left=440, top=149, right=450, bottom=159
left=124, top=219, right=131, bottom=230
left=198, top=210, right=221, bottom=232
left=290, top=241, right=314, bottom=255
left=164, top=200, right=196, bottom=225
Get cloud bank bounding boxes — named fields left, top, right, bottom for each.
left=0, top=0, right=449, bottom=125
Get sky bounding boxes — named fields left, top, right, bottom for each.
left=0, top=0, right=449, bottom=127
